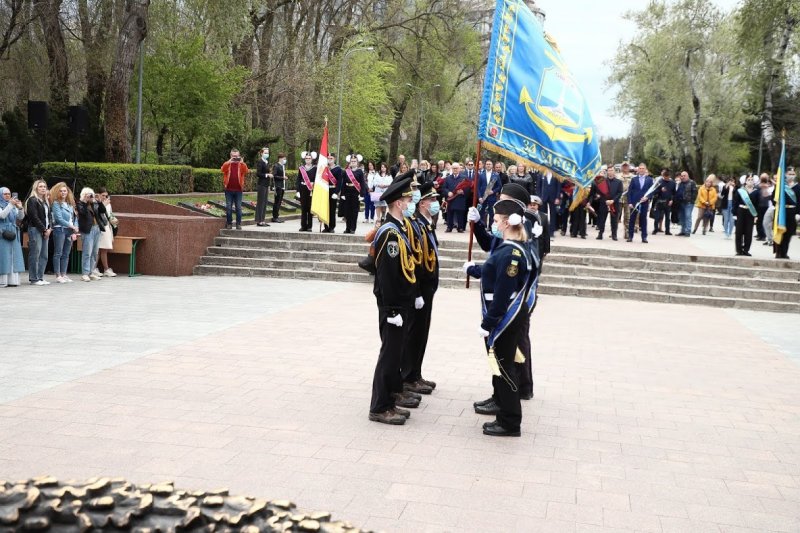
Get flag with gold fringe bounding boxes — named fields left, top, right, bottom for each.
left=478, top=0, right=602, bottom=187
left=311, top=123, right=332, bottom=226
left=773, top=137, right=787, bottom=245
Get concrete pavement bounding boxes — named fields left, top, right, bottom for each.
left=1, top=276, right=799, bottom=532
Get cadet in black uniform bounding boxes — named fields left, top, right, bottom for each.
left=369, top=176, right=418, bottom=425
left=776, top=168, right=798, bottom=259
left=733, top=176, right=760, bottom=256
left=465, top=199, right=532, bottom=437
left=323, top=154, right=344, bottom=233
left=402, top=181, right=441, bottom=395
left=343, top=154, right=366, bottom=234
left=297, top=151, right=316, bottom=232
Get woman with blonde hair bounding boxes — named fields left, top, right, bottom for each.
left=693, top=175, right=718, bottom=235
left=25, top=179, right=53, bottom=285
left=49, top=182, right=79, bottom=283
left=76, top=187, right=107, bottom=281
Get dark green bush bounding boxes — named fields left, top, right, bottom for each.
left=39, top=162, right=193, bottom=194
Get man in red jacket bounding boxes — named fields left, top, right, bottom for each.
left=221, top=148, right=249, bottom=229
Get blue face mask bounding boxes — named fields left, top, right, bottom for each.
left=402, top=202, right=416, bottom=218
left=491, top=223, right=504, bottom=239
left=262, top=154, right=269, bottom=162
left=428, top=201, right=440, bottom=216
left=411, top=190, right=421, bottom=204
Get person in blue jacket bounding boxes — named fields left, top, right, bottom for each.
left=463, top=199, right=532, bottom=437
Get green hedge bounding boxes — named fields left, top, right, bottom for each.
left=39, top=162, right=193, bottom=194
left=40, top=162, right=299, bottom=194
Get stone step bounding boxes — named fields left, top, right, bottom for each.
left=538, top=273, right=799, bottom=304
left=193, top=264, right=372, bottom=284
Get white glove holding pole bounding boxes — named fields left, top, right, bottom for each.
left=467, top=207, right=481, bottom=223
left=387, top=315, right=403, bottom=327
left=462, top=261, right=475, bottom=274
left=295, top=192, right=301, bottom=200
left=478, top=327, right=490, bottom=338
left=531, top=221, right=543, bottom=238
left=332, top=193, right=339, bottom=200
left=414, top=297, right=424, bottom=310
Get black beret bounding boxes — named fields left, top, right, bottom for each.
left=418, top=181, right=438, bottom=199
left=500, top=183, right=530, bottom=205
left=381, top=176, right=413, bottom=204
left=494, top=198, right=525, bottom=217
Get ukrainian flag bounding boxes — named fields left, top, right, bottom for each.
left=773, top=138, right=787, bottom=245
left=478, top=0, right=602, bottom=187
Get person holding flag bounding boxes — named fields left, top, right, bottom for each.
left=733, top=175, right=760, bottom=256
left=626, top=163, right=654, bottom=243
left=310, top=124, right=336, bottom=230
left=342, top=154, right=366, bottom=234
left=772, top=136, right=797, bottom=259
left=322, top=154, right=345, bottom=233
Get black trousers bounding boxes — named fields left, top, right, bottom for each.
left=776, top=207, right=796, bottom=258
left=370, top=306, right=409, bottom=414
left=299, top=188, right=313, bottom=230
left=569, top=207, right=586, bottom=237
left=446, top=208, right=465, bottom=230
left=654, top=202, right=671, bottom=233
left=271, top=187, right=284, bottom=220
left=487, top=313, right=524, bottom=432
left=735, top=209, right=755, bottom=254
left=325, top=196, right=337, bottom=231
left=343, top=194, right=360, bottom=232
left=255, top=183, right=269, bottom=223
left=756, top=204, right=768, bottom=239
left=516, top=308, right=533, bottom=396
left=401, top=286, right=436, bottom=383
left=596, top=204, right=618, bottom=238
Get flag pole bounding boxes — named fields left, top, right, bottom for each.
left=466, top=140, right=483, bottom=289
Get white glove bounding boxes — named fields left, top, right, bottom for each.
left=478, top=327, right=490, bottom=338
left=295, top=192, right=301, bottom=200
left=531, top=221, right=544, bottom=238
left=387, top=315, right=403, bottom=327
left=467, top=206, right=481, bottom=223
left=795, top=214, right=800, bottom=223
left=332, top=193, right=339, bottom=200
left=414, top=296, right=424, bottom=309
left=462, top=261, right=475, bottom=274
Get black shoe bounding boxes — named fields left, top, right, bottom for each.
left=743, top=252, right=752, bottom=256
left=570, top=234, right=577, bottom=238
left=225, top=224, right=232, bottom=229
left=520, top=391, right=533, bottom=401
left=393, top=395, right=420, bottom=409
left=596, top=235, right=603, bottom=240
left=482, top=420, right=497, bottom=430
left=369, top=410, right=406, bottom=425
left=392, top=407, right=411, bottom=419
left=626, top=238, right=632, bottom=242
left=611, top=236, right=618, bottom=241
left=580, top=235, right=586, bottom=239
left=457, top=229, right=465, bottom=233
left=473, top=396, right=494, bottom=408
left=560, top=230, right=566, bottom=236
left=474, top=400, right=500, bottom=415
left=483, top=423, right=520, bottom=437
left=419, top=377, right=437, bottom=389
left=642, top=239, right=648, bottom=243
left=665, top=231, right=672, bottom=235
left=652, top=229, right=660, bottom=234
left=236, top=225, right=242, bottom=230
left=404, top=380, right=433, bottom=395
left=299, top=227, right=307, bottom=232
left=445, top=228, right=453, bottom=233
left=271, top=218, right=284, bottom=223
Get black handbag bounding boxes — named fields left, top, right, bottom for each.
left=2, top=228, right=16, bottom=241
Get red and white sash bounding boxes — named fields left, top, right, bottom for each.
left=345, top=169, right=362, bottom=194
left=299, top=166, right=313, bottom=191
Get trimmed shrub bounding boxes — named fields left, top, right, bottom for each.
left=195, top=168, right=299, bottom=192
left=39, top=162, right=193, bottom=194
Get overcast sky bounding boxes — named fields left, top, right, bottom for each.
left=535, top=0, right=742, bottom=139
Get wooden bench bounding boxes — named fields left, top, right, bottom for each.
left=74, top=235, right=146, bottom=276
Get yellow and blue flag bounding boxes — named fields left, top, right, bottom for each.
left=478, top=0, right=602, bottom=187
left=773, top=138, right=787, bottom=245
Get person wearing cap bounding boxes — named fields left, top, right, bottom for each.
left=776, top=167, right=798, bottom=259
left=322, top=154, right=344, bottom=233
left=401, top=181, right=441, bottom=395
left=528, top=195, right=550, bottom=258
left=463, top=199, right=532, bottom=437
left=733, top=174, right=760, bottom=256
left=297, top=151, right=316, bottom=232
left=368, top=174, right=420, bottom=425
left=342, top=154, right=367, bottom=234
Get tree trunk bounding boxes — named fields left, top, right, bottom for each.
left=104, top=0, right=149, bottom=163
left=0, top=0, right=29, bottom=59
left=78, top=0, right=114, bottom=131
left=33, top=0, right=69, bottom=112
left=761, top=6, right=797, bottom=164
left=155, top=125, right=167, bottom=162
left=683, top=50, right=705, bottom=179
left=670, top=105, right=694, bottom=176
left=388, top=94, right=410, bottom=164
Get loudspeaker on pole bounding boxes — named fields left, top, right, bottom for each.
left=27, top=101, right=49, bottom=130
left=68, top=106, right=89, bottom=135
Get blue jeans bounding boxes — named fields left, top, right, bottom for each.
left=81, top=226, right=101, bottom=275
left=27, top=228, right=49, bottom=282
left=52, top=227, right=74, bottom=274
left=722, top=205, right=734, bottom=236
left=679, top=203, right=693, bottom=235
left=363, top=193, right=375, bottom=221
left=225, top=190, right=243, bottom=225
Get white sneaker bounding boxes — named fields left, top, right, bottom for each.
left=92, top=269, right=102, bottom=277
left=41, top=280, right=50, bottom=285
left=34, top=280, right=47, bottom=286
left=81, top=275, right=91, bottom=282
left=64, top=276, right=74, bottom=283
left=104, top=269, right=117, bottom=277
left=89, top=274, right=101, bottom=280
left=56, top=277, right=67, bottom=284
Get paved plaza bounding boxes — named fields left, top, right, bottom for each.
left=1, top=274, right=800, bottom=532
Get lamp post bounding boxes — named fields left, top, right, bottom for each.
left=135, top=41, right=144, bottom=164
left=406, top=83, right=440, bottom=162
left=336, top=45, right=374, bottom=159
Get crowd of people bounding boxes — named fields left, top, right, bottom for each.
left=287, top=151, right=798, bottom=260
left=0, top=181, right=119, bottom=287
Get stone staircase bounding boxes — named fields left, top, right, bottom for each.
left=193, top=230, right=800, bottom=313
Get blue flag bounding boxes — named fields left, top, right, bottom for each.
left=478, top=0, right=602, bottom=187
left=773, top=138, right=787, bottom=245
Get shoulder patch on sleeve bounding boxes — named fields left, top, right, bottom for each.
left=507, top=262, right=518, bottom=277
left=387, top=242, right=399, bottom=258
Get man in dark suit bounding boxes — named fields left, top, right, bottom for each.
left=443, top=162, right=469, bottom=232
left=537, top=171, right=561, bottom=237
left=477, top=159, right=501, bottom=225
left=594, top=164, right=623, bottom=240
left=626, top=163, right=654, bottom=243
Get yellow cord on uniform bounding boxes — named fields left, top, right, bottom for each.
left=375, top=229, right=417, bottom=284
left=404, top=218, right=423, bottom=265
left=421, top=229, right=437, bottom=273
